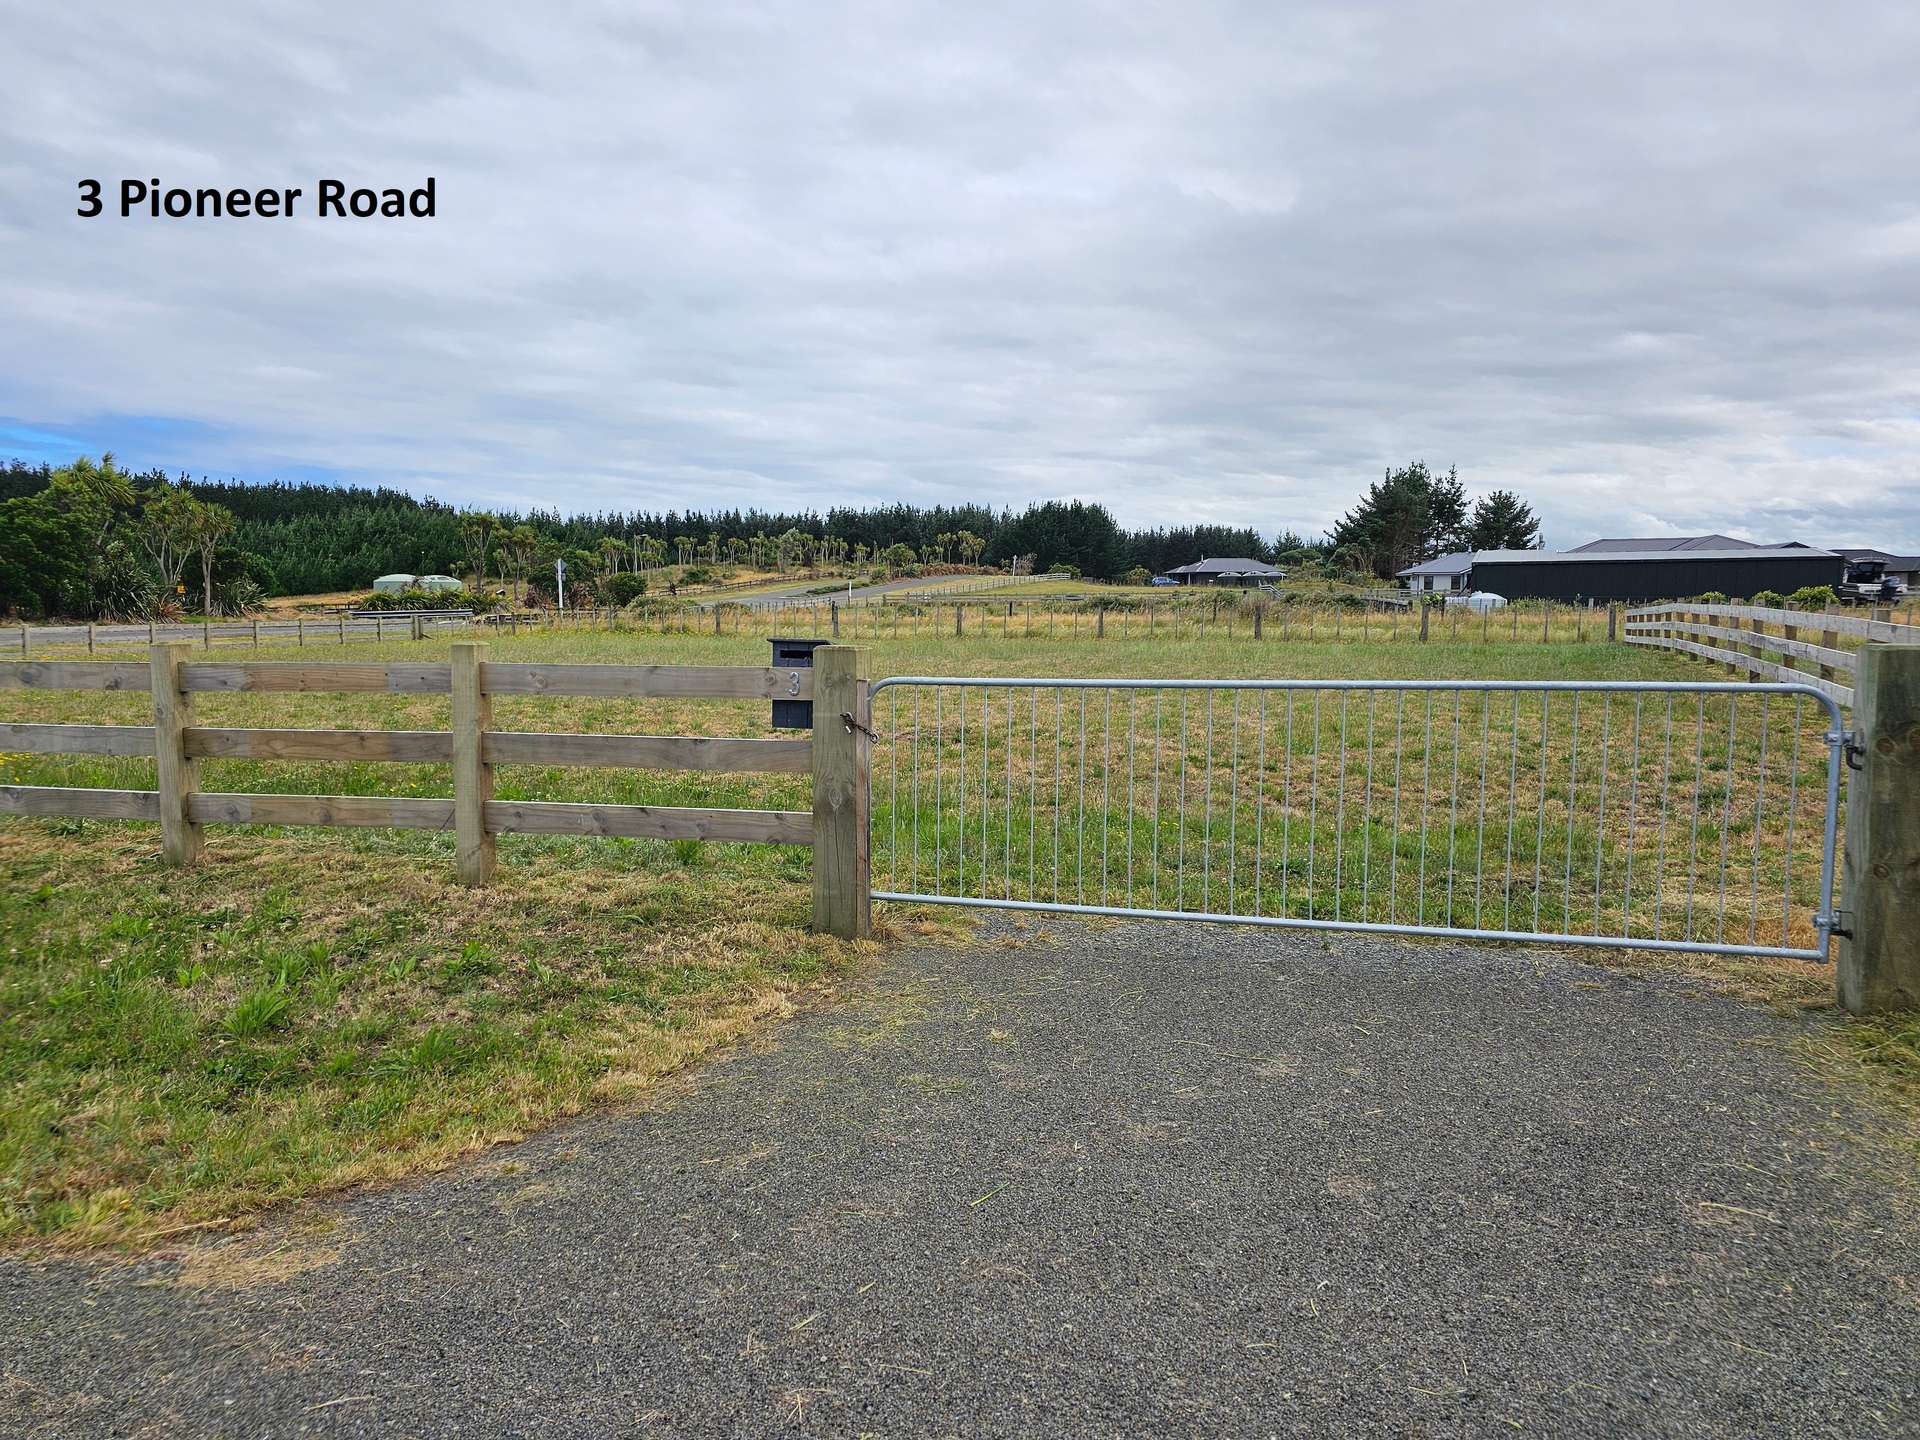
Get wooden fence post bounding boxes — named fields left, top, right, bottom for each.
left=1419, top=604, right=1430, bottom=642
left=811, top=645, right=870, bottom=939
left=1097, top=604, right=1105, bottom=639
left=954, top=605, right=963, bottom=638
left=1839, top=644, right=1920, bottom=1013
left=831, top=600, right=840, bottom=638
left=451, top=641, right=495, bottom=885
left=1607, top=603, right=1618, bottom=642
left=1253, top=603, right=1263, bottom=640
left=149, top=642, right=200, bottom=866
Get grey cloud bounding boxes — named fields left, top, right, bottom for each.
left=1, top=0, right=1917, bottom=547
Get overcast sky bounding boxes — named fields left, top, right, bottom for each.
left=2, top=1, right=1916, bottom=549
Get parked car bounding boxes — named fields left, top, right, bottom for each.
left=1445, top=590, right=1508, bottom=612
left=1150, top=575, right=1178, bottom=587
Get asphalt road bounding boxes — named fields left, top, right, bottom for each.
left=4, top=919, right=1917, bottom=1438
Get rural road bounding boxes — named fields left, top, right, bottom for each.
left=3, top=919, right=1917, bottom=1437
left=693, top=574, right=985, bottom=609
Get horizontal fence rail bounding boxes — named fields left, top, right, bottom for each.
left=0, top=646, right=869, bottom=936
left=868, top=677, right=1845, bottom=961
left=1622, top=602, right=1920, bottom=710
left=2, top=614, right=477, bottom=654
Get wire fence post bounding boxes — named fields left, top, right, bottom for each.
left=1839, top=643, right=1920, bottom=1013
left=812, top=645, right=871, bottom=939
left=149, top=642, right=201, bottom=866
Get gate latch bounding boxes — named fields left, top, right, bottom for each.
left=841, top=711, right=876, bottom=741
left=1821, top=909, right=1854, bottom=942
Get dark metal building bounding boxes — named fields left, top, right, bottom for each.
left=1466, top=547, right=1844, bottom=603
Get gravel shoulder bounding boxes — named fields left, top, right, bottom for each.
left=3, top=918, right=1916, bottom=1438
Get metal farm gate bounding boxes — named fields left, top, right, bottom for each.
left=867, top=678, right=1846, bottom=962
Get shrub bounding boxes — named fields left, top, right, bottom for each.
left=1750, top=589, right=1785, bottom=608
left=1789, top=585, right=1837, bottom=608
left=1122, top=566, right=1152, bottom=587
left=604, top=572, right=648, bottom=605
left=1691, top=590, right=1729, bottom=604
left=359, top=587, right=496, bottom=613
left=681, top=566, right=713, bottom=586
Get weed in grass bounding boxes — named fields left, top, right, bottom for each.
left=172, top=961, right=208, bottom=988
left=385, top=955, right=419, bottom=983
left=223, top=984, right=293, bottom=1040
left=376, top=1024, right=464, bottom=1078
left=672, top=837, right=704, bottom=867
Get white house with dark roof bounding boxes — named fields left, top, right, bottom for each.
left=1395, top=551, right=1475, bottom=593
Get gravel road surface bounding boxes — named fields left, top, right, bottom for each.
left=3, top=918, right=1916, bottom=1438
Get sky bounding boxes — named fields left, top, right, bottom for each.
left=2, top=0, right=1917, bottom=550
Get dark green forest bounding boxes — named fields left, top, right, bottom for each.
left=0, top=455, right=1536, bottom=618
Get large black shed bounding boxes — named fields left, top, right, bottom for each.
left=1466, top=547, right=1844, bottom=603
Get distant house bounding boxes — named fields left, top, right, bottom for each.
left=1396, top=552, right=1475, bottom=594
left=1158, top=557, right=1285, bottom=587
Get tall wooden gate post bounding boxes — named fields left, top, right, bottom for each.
left=149, top=642, right=201, bottom=865
left=811, top=645, right=870, bottom=939
left=451, top=641, right=495, bottom=885
left=1839, top=644, right=1920, bottom=1013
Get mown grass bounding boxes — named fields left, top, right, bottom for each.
left=1, top=625, right=1906, bottom=1243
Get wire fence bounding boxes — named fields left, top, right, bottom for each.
left=868, top=678, right=1845, bottom=960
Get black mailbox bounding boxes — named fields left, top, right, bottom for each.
left=769, top=637, right=828, bottom=728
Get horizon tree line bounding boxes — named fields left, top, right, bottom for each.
left=0, top=454, right=1542, bottom=619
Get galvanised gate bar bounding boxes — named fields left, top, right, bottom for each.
left=867, top=678, right=1846, bottom=962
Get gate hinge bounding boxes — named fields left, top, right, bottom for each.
left=1819, top=909, right=1853, bottom=941
left=1842, top=729, right=1867, bottom=772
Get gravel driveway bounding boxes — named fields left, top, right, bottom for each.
left=3, top=918, right=1916, bottom=1438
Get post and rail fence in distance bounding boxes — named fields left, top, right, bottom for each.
left=1623, top=600, right=1920, bottom=710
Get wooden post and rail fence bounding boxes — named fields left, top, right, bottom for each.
left=0, top=643, right=872, bottom=939
left=1622, top=601, right=1920, bottom=1013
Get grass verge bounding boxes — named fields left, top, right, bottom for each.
left=0, top=816, right=954, bottom=1249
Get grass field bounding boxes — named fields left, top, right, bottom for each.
left=0, top=625, right=1899, bottom=1246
